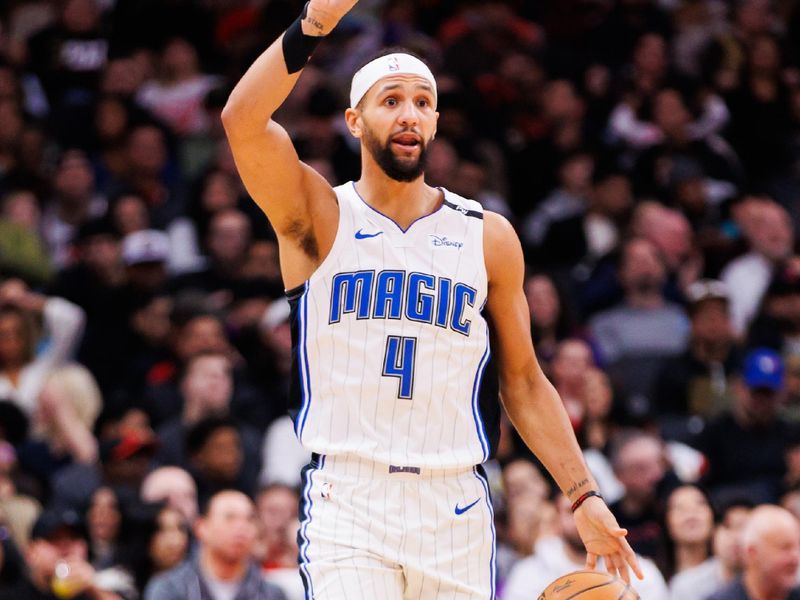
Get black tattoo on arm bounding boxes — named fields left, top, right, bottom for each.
left=565, top=478, right=590, bottom=499
left=304, top=15, right=326, bottom=32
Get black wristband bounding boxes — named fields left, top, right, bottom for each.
left=282, top=2, right=325, bottom=74
left=571, top=490, right=603, bottom=513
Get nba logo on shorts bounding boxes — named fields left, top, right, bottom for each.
left=388, top=57, right=400, bottom=71
left=321, top=482, right=333, bottom=500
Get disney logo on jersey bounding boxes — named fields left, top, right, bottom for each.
left=429, top=235, right=463, bottom=249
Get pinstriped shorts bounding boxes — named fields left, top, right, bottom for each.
left=297, top=454, right=496, bottom=599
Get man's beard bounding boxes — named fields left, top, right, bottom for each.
left=363, top=124, right=428, bottom=182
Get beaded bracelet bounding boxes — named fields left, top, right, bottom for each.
left=571, top=490, right=603, bottom=513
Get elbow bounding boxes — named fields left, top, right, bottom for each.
left=220, top=100, right=240, bottom=133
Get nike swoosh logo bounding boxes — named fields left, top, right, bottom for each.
left=454, top=498, right=481, bottom=515
left=355, top=229, right=383, bottom=239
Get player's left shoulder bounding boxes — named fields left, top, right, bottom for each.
left=482, top=209, right=524, bottom=285
left=439, top=187, right=484, bottom=220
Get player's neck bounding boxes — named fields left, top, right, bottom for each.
left=355, top=169, right=441, bottom=231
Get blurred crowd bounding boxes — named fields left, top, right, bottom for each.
left=0, top=0, right=800, bottom=598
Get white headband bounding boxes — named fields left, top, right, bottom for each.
left=349, top=53, right=437, bottom=109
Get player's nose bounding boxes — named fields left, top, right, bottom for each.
left=397, top=99, right=420, bottom=127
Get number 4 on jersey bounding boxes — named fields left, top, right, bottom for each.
left=382, top=336, right=417, bottom=399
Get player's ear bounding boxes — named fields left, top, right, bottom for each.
left=344, top=108, right=362, bottom=139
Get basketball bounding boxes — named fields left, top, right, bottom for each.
left=538, top=570, right=640, bottom=599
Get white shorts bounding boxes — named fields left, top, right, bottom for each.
left=297, top=454, right=496, bottom=599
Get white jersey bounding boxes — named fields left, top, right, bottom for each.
left=287, top=182, right=498, bottom=469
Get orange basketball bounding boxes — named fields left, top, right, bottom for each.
left=538, top=570, right=640, bottom=599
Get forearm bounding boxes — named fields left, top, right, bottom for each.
left=502, top=370, right=597, bottom=502
left=222, top=3, right=337, bottom=135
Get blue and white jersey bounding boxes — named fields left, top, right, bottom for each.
left=287, top=182, right=499, bottom=469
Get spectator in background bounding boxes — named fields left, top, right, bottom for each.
left=549, top=338, right=595, bottom=430
left=48, top=218, right=128, bottom=395
left=524, top=272, right=578, bottom=366
left=669, top=499, right=753, bottom=600
left=41, top=149, right=107, bottom=269
left=723, top=32, right=795, bottom=189
left=3, top=506, right=135, bottom=600
left=521, top=150, right=594, bottom=269
left=140, top=505, right=189, bottom=589
left=0, top=188, right=52, bottom=286
left=169, top=208, right=275, bottom=304
left=49, top=424, right=158, bottom=513
left=503, top=494, right=668, bottom=600
left=722, top=198, right=794, bottom=337
left=609, top=430, right=673, bottom=559
left=16, top=365, right=101, bottom=497
left=694, top=348, right=799, bottom=504
left=25, top=0, right=109, bottom=148
left=120, top=230, right=170, bottom=296
left=657, top=484, right=714, bottom=582
left=185, top=416, right=258, bottom=506
left=140, top=466, right=198, bottom=528
left=0, top=278, right=85, bottom=416
left=153, top=351, right=261, bottom=490
left=135, top=37, right=221, bottom=137
left=748, top=263, right=800, bottom=357
left=500, top=458, right=555, bottom=564
left=111, top=124, right=184, bottom=230
left=140, top=311, right=239, bottom=422
left=631, top=87, right=741, bottom=200
left=591, top=237, right=689, bottom=365
left=256, top=484, right=302, bottom=600
left=144, top=490, right=286, bottom=600
left=707, top=505, right=800, bottom=600
left=580, top=368, right=625, bottom=505
left=590, top=237, right=689, bottom=416
left=631, top=203, right=700, bottom=295
left=653, top=279, right=740, bottom=434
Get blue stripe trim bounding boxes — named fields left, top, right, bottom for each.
left=295, top=283, right=312, bottom=438
left=474, top=466, right=496, bottom=600
left=298, top=461, right=318, bottom=599
left=470, top=331, right=491, bottom=461
left=350, top=181, right=446, bottom=234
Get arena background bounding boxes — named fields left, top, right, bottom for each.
left=0, top=0, right=799, bottom=598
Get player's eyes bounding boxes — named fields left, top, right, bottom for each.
left=385, top=97, right=397, bottom=106
left=417, top=99, right=430, bottom=108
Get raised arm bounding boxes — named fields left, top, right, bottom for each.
left=483, top=212, right=642, bottom=582
left=221, top=0, right=358, bottom=288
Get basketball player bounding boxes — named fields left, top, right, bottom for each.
left=222, top=0, right=643, bottom=597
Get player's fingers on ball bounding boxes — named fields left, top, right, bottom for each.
left=585, top=552, right=597, bottom=570
left=621, top=539, right=644, bottom=579
left=604, top=556, right=616, bottom=577
left=613, top=555, right=630, bottom=584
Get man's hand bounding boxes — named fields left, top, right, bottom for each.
left=573, top=496, right=643, bottom=583
left=304, top=0, right=360, bottom=36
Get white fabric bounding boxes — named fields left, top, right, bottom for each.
left=293, top=182, right=489, bottom=468
left=263, top=568, right=305, bottom=600
left=503, top=536, right=669, bottom=600
left=720, top=252, right=773, bottom=337
left=259, top=415, right=310, bottom=488
left=583, top=449, right=624, bottom=504
left=0, top=298, right=85, bottom=415
left=349, top=53, right=436, bottom=108
left=668, top=558, right=727, bottom=600
left=202, top=572, right=241, bottom=600
left=299, top=455, right=494, bottom=599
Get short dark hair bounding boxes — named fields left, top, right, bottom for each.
left=185, top=415, right=239, bottom=457
left=199, top=488, right=253, bottom=517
